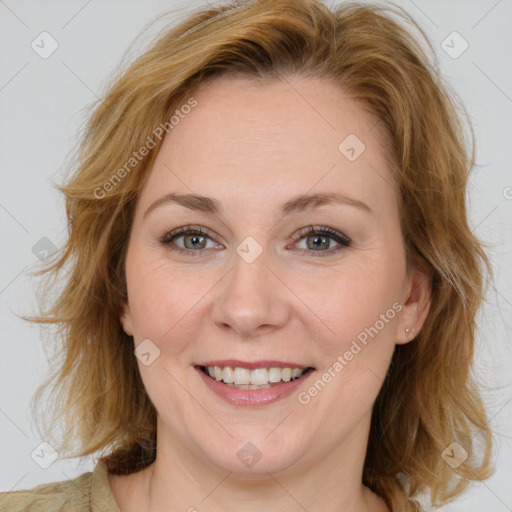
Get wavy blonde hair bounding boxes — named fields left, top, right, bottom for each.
left=28, top=0, right=493, bottom=509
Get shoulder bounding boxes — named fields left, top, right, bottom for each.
left=0, top=471, right=92, bottom=511
left=0, top=462, right=119, bottom=512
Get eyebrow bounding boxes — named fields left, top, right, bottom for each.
left=143, top=191, right=373, bottom=219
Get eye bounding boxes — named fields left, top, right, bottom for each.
left=160, top=224, right=351, bottom=257
left=290, top=225, right=351, bottom=256
left=160, top=225, right=222, bottom=256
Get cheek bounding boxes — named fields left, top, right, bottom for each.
left=295, top=252, right=404, bottom=394
left=295, top=266, right=402, bottom=433
left=125, top=248, right=196, bottom=345
left=301, top=259, right=403, bottom=343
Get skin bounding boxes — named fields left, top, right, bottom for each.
left=110, top=74, right=431, bottom=512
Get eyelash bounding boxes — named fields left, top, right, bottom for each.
left=159, top=225, right=351, bottom=258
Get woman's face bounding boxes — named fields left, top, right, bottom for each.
left=121, top=75, right=429, bottom=476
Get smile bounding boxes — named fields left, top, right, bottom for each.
left=194, top=361, right=315, bottom=406
left=200, top=365, right=313, bottom=388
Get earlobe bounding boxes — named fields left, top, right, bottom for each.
left=120, top=304, right=134, bottom=336
left=396, top=267, right=431, bottom=345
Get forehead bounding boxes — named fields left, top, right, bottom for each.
left=139, top=74, right=396, bottom=219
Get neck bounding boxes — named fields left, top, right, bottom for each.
left=120, top=415, right=389, bottom=512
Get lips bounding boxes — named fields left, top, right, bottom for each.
left=194, top=360, right=315, bottom=406
left=194, top=360, right=314, bottom=386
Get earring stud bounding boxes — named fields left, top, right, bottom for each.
left=405, top=327, right=415, bottom=335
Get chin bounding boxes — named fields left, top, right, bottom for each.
left=194, top=429, right=307, bottom=475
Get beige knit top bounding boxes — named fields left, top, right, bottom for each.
left=0, top=461, right=120, bottom=511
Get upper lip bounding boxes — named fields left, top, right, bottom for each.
left=195, top=360, right=314, bottom=370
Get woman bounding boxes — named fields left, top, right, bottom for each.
left=0, top=0, right=493, bottom=510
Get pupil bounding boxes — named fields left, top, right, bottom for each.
left=187, top=234, right=205, bottom=249
left=308, top=235, right=328, bottom=250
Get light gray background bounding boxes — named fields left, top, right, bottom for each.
left=0, top=0, right=511, bottom=510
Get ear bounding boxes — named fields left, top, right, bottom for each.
left=120, top=301, right=134, bottom=336
left=396, top=264, right=431, bottom=345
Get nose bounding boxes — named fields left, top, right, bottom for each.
left=211, top=247, right=290, bottom=338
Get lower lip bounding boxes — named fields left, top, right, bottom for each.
left=195, top=367, right=314, bottom=406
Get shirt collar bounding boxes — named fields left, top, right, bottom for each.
left=90, top=460, right=121, bottom=512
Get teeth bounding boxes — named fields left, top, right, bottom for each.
left=233, top=367, right=251, bottom=385
left=226, top=383, right=272, bottom=389
left=222, top=367, right=234, bottom=383
left=204, top=365, right=308, bottom=386
left=250, top=368, right=268, bottom=385
left=268, top=367, right=282, bottom=383
left=291, top=368, right=302, bottom=379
